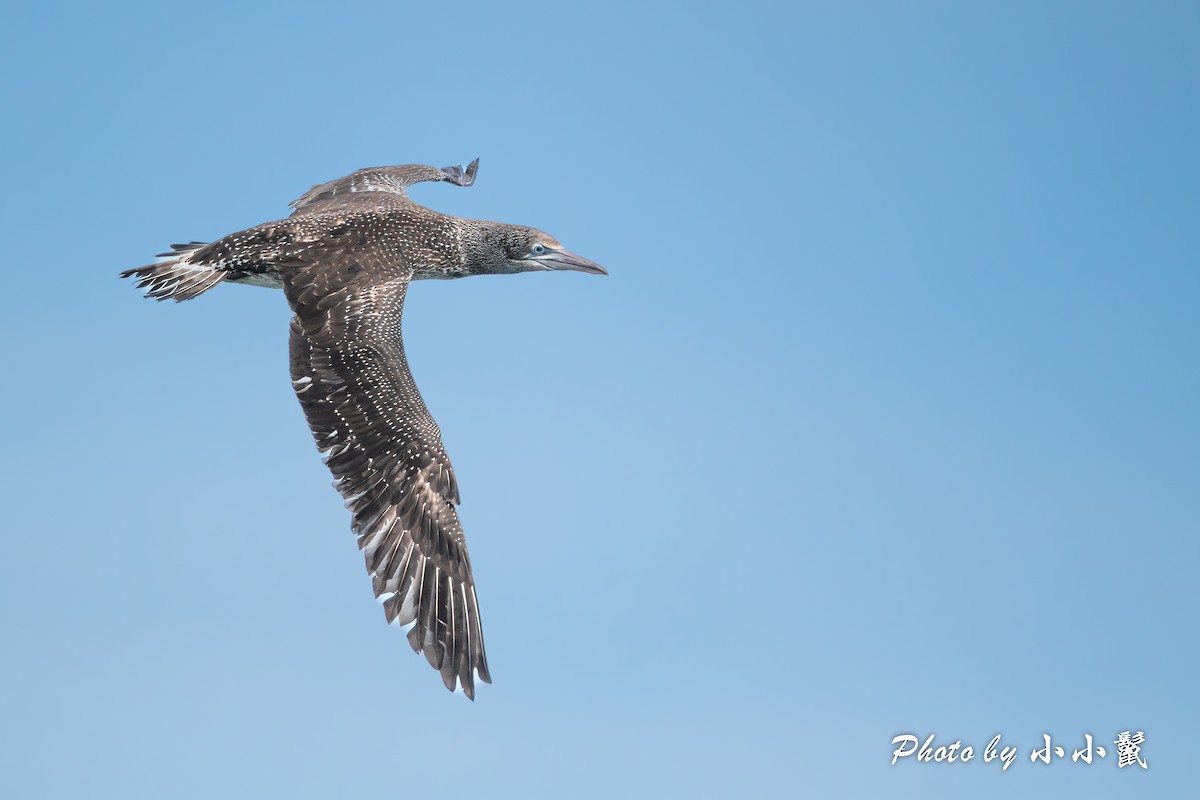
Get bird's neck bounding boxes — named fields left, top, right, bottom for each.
left=457, top=219, right=524, bottom=275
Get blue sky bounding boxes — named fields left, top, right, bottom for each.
left=1, top=1, right=1196, bottom=797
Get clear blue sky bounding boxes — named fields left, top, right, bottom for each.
left=1, top=1, right=1196, bottom=797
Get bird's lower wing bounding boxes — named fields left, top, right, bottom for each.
left=283, top=252, right=489, bottom=698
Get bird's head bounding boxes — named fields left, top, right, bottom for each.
left=468, top=222, right=607, bottom=276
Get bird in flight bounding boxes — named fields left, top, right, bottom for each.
left=121, top=160, right=605, bottom=699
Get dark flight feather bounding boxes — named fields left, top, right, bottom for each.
left=282, top=237, right=489, bottom=698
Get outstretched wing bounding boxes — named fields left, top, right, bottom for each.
left=289, top=159, right=479, bottom=216
left=281, top=237, right=490, bottom=699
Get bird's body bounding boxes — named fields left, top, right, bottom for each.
left=122, top=160, right=604, bottom=699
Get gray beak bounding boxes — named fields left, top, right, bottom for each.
left=540, top=247, right=607, bottom=275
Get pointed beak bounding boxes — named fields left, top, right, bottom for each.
left=540, top=247, right=608, bottom=275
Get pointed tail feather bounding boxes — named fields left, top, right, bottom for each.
left=120, top=242, right=226, bottom=301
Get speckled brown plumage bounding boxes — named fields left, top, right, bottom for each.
left=121, top=160, right=605, bottom=699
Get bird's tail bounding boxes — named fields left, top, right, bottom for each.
left=120, top=242, right=226, bottom=301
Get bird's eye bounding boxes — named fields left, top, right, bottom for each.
left=531, top=244, right=546, bottom=256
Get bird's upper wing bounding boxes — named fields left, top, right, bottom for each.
left=288, top=160, right=479, bottom=216
left=280, top=234, right=490, bottom=699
